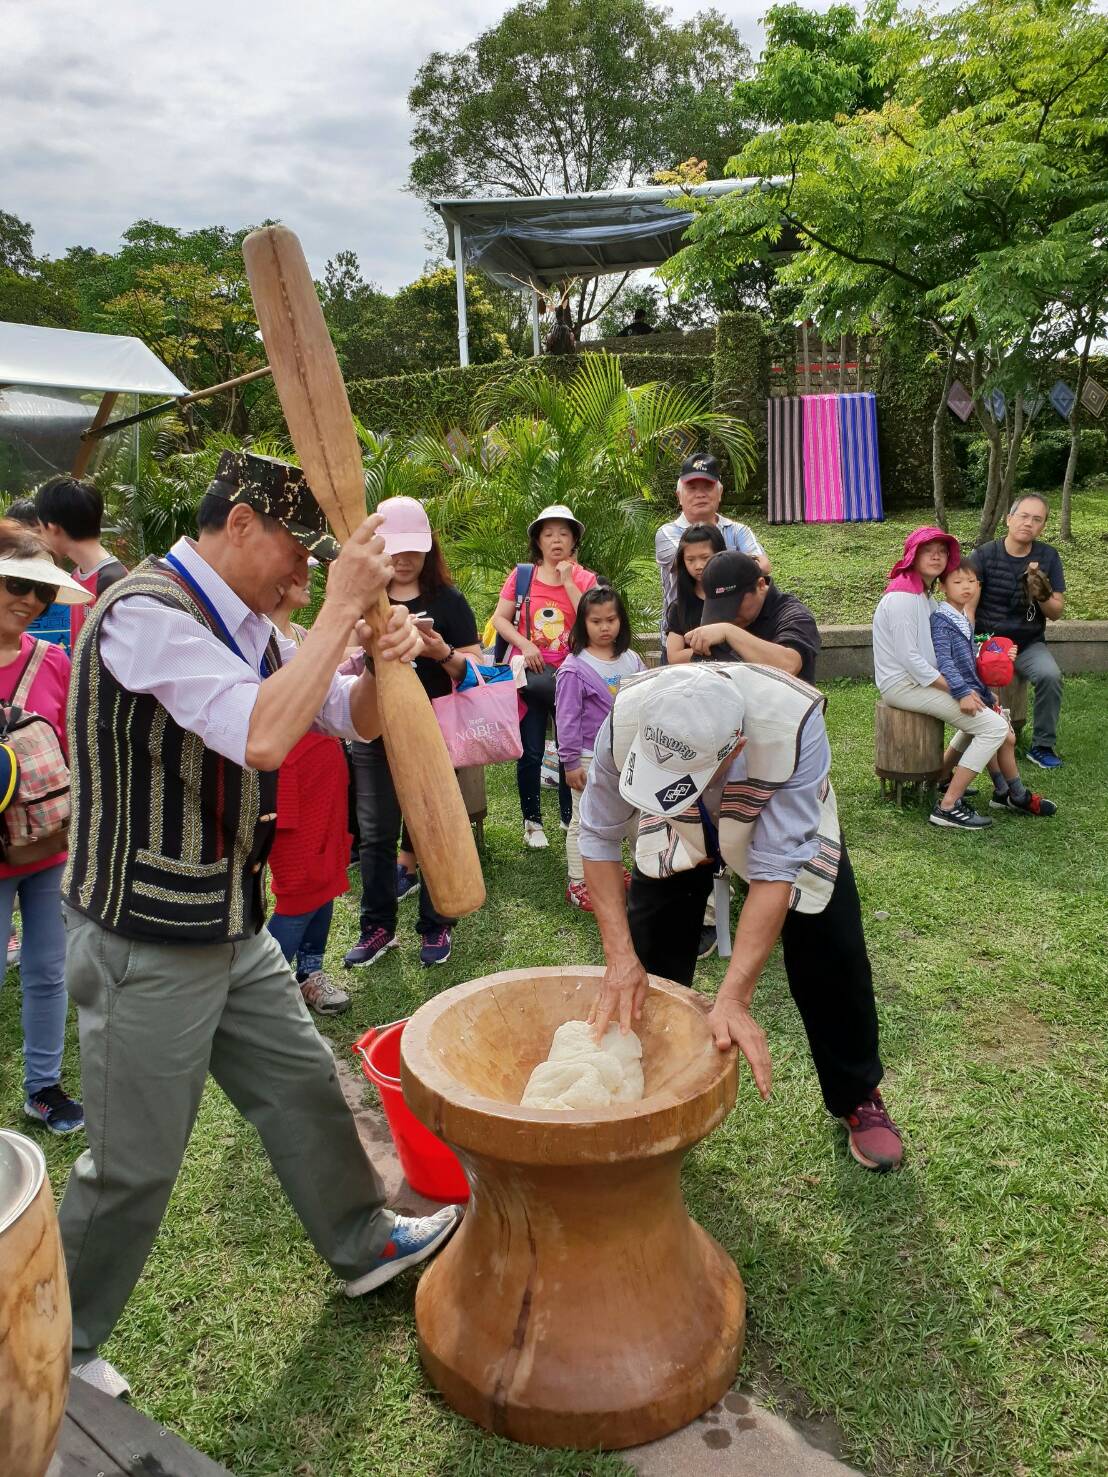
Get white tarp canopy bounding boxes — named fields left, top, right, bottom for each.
left=431, top=179, right=765, bottom=365
left=0, top=322, right=187, bottom=397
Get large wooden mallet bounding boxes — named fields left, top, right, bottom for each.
left=243, top=225, right=485, bottom=919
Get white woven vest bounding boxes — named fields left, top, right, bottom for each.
left=611, top=663, right=841, bottom=915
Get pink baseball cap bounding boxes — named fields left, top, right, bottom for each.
left=376, top=496, right=432, bottom=555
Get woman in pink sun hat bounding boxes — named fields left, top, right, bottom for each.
left=343, top=498, right=482, bottom=971
left=871, top=526, right=1008, bottom=832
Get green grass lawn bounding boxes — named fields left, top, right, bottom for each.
left=626, top=480, right=1108, bottom=630
left=3, top=681, right=1106, bottom=1476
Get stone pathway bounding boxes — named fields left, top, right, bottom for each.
left=335, top=1047, right=864, bottom=1476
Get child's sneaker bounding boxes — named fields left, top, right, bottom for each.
left=300, top=971, right=351, bottom=1014
left=6, top=930, right=19, bottom=966
left=419, top=927, right=453, bottom=967
left=928, top=799, right=992, bottom=830
left=523, top=821, right=549, bottom=849
left=24, top=1084, right=84, bottom=1135
left=343, top=927, right=397, bottom=968
left=566, top=880, right=593, bottom=911
left=1002, top=791, right=1057, bottom=817
left=396, top=864, right=419, bottom=902
left=344, top=1206, right=463, bottom=1295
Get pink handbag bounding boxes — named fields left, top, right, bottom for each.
left=432, top=660, right=524, bottom=767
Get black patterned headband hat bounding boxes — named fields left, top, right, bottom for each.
left=208, top=451, right=341, bottom=561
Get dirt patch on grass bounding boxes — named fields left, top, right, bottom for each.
left=971, top=1004, right=1053, bottom=1067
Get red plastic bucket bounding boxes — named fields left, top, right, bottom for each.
left=352, top=1020, right=469, bottom=1201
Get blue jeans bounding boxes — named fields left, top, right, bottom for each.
left=352, top=738, right=453, bottom=937
left=0, top=862, right=69, bottom=1096
left=267, top=901, right=333, bottom=980
left=518, top=685, right=572, bottom=827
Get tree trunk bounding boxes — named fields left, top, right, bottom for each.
left=931, top=320, right=966, bottom=532
left=1060, top=316, right=1096, bottom=541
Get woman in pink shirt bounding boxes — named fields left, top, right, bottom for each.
left=490, top=504, right=598, bottom=849
left=0, top=520, right=92, bottom=1133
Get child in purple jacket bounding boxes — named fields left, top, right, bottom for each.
left=932, top=564, right=1056, bottom=818
left=555, top=587, right=644, bottom=910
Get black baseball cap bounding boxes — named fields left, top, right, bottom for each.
left=700, top=551, right=765, bottom=623
left=208, top=451, right=340, bottom=561
left=678, top=452, right=721, bottom=485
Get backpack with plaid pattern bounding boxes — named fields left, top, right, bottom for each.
left=0, top=640, right=71, bottom=865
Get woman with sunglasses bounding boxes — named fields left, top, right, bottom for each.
left=0, top=520, right=92, bottom=1134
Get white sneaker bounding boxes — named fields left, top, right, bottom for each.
left=523, top=821, right=549, bottom=849
left=73, top=1355, right=130, bottom=1399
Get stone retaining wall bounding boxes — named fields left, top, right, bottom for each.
left=633, top=621, right=1108, bottom=680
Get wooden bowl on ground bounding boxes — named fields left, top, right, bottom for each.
left=0, top=1129, right=71, bottom=1477
left=401, top=966, right=745, bottom=1450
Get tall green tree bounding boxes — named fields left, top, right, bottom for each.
left=733, top=2, right=891, bottom=126
left=409, top=0, right=751, bottom=331
left=0, top=209, right=80, bottom=329
left=664, top=0, right=1108, bottom=537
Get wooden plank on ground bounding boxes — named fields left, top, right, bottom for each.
left=51, top=1378, right=233, bottom=1476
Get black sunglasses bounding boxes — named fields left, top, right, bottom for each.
left=1, top=575, right=57, bottom=606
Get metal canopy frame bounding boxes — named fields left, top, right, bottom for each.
left=432, top=179, right=765, bottom=366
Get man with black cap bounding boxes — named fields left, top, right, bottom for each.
left=655, top=453, right=770, bottom=652
left=57, top=451, right=462, bottom=1400
left=684, top=550, right=821, bottom=683
left=579, top=660, right=902, bottom=1174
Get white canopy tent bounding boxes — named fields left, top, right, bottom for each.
left=432, top=179, right=766, bottom=365
left=0, top=322, right=189, bottom=483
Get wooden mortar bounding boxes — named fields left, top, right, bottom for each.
left=401, top=966, right=745, bottom=1450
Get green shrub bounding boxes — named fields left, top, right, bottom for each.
left=1020, top=427, right=1107, bottom=490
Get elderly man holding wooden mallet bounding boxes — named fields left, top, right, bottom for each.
left=57, top=452, right=463, bottom=1400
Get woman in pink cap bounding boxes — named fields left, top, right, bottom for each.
left=343, top=498, right=481, bottom=970
left=871, top=526, right=1008, bottom=831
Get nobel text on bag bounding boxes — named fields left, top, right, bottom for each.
left=432, top=659, right=524, bottom=767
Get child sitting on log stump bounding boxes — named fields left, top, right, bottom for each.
left=931, top=564, right=1056, bottom=819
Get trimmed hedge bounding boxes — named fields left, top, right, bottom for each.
left=348, top=349, right=711, bottom=437
left=713, top=312, right=770, bottom=507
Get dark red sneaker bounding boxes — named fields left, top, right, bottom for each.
left=839, top=1091, right=903, bottom=1171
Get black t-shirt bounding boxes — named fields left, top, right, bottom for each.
left=392, top=584, right=479, bottom=700
left=700, top=582, right=821, bottom=685
left=967, top=538, right=1065, bottom=646
left=665, top=594, right=704, bottom=640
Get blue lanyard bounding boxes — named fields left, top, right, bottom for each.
left=696, top=798, right=725, bottom=872
left=164, top=552, right=270, bottom=678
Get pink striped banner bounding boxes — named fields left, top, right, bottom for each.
left=802, top=394, right=844, bottom=522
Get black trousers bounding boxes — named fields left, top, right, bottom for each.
left=351, top=738, right=453, bottom=938
left=627, top=845, right=882, bottom=1117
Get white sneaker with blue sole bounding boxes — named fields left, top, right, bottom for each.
left=344, top=1205, right=464, bottom=1296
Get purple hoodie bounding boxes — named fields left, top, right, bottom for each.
left=555, top=650, right=643, bottom=769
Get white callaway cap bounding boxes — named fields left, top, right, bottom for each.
left=618, top=666, right=745, bottom=817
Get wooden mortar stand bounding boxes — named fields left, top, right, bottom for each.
left=401, top=967, right=745, bottom=1450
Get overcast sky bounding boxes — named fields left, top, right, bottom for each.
left=4, top=0, right=775, bottom=292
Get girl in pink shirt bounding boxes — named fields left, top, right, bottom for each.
left=490, top=505, right=598, bottom=849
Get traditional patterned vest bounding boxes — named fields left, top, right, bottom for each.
left=63, top=559, right=282, bottom=942
left=611, top=663, right=842, bottom=915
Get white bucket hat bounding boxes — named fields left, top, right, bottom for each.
left=619, top=666, right=745, bottom=816
left=527, top=504, right=584, bottom=543
left=0, top=556, right=92, bottom=605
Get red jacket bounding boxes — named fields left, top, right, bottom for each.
left=268, top=732, right=352, bottom=916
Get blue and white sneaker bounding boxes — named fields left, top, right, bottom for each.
left=24, top=1084, right=84, bottom=1135
left=1027, top=746, right=1063, bottom=770
left=344, top=1205, right=464, bottom=1296
left=419, top=927, right=453, bottom=967
left=396, top=864, right=419, bottom=902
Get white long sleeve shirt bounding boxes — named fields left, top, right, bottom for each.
left=871, top=590, right=942, bottom=693
left=98, top=537, right=361, bottom=766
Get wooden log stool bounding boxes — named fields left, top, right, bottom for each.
left=875, top=700, right=944, bottom=806
left=455, top=765, right=488, bottom=852
left=1002, top=676, right=1029, bottom=746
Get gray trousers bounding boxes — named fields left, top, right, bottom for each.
left=58, top=908, right=394, bottom=1357
left=1014, top=640, right=1063, bottom=750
